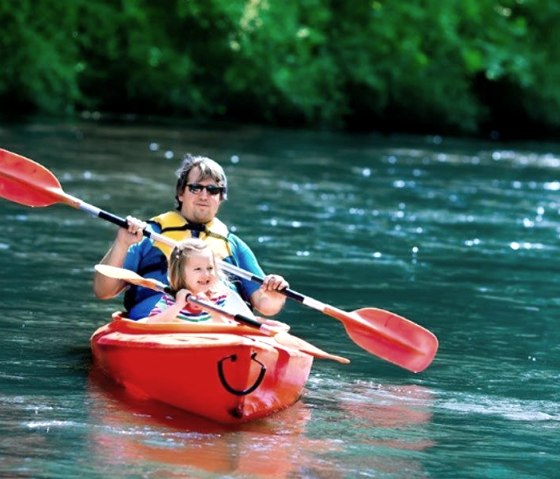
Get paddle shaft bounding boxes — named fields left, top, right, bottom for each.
left=76, top=200, right=370, bottom=329
left=96, top=266, right=266, bottom=330
left=118, top=214, right=380, bottom=330
left=188, top=295, right=265, bottom=330
left=74, top=196, right=320, bottom=313
left=34, top=173, right=430, bottom=339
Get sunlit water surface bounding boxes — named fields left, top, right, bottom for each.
left=1, top=119, right=559, bottom=478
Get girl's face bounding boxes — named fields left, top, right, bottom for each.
left=183, top=249, right=217, bottom=294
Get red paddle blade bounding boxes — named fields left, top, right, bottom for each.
left=94, top=265, right=167, bottom=292
left=334, top=307, right=438, bottom=372
left=0, top=149, right=64, bottom=207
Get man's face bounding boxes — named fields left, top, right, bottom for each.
left=177, top=167, right=223, bottom=224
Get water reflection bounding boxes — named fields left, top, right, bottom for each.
left=86, top=370, right=339, bottom=478
left=326, top=381, right=435, bottom=477
left=339, top=382, right=434, bottom=432
left=86, top=370, right=436, bottom=478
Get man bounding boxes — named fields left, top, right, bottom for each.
left=93, top=154, right=289, bottom=319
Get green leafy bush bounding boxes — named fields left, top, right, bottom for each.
left=1, top=0, right=558, bottom=137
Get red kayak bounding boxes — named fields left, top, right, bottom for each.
left=90, top=313, right=315, bottom=424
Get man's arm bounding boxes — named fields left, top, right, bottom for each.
left=228, top=235, right=289, bottom=317
left=93, top=217, right=145, bottom=299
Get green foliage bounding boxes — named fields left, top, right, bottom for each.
left=223, top=0, right=344, bottom=124
left=0, top=0, right=559, bottom=137
left=0, top=0, right=81, bottom=113
left=510, top=0, right=560, bottom=127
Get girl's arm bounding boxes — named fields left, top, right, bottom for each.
left=146, top=290, right=189, bottom=323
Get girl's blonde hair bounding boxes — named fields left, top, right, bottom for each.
left=168, top=238, right=225, bottom=292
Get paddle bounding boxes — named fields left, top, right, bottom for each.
left=0, top=148, right=438, bottom=372
left=94, top=264, right=350, bottom=364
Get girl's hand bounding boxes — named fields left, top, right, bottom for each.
left=175, top=289, right=190, bottom=308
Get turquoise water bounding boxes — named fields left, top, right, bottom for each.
left=1, top=119, right=559, bottom=478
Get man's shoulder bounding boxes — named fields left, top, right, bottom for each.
left=226, top=231, right=251, bottom=250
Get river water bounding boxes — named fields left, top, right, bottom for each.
left=0, top=119, right=559, bottom=478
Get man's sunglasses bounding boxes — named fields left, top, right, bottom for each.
left=187, top=183, right=225, bottom=196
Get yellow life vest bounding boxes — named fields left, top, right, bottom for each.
left=149, top=211, right=232, bottom=260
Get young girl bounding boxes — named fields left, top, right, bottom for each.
left=146, top=238, right=240, bottom=323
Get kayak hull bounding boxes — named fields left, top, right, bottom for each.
left=90, top=313, right=314, bottom=424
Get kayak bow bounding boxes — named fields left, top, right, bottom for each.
left=91, top=314, right=314, bottom=424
